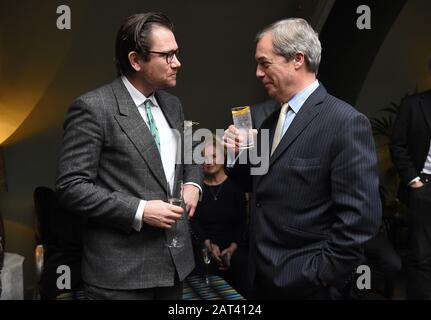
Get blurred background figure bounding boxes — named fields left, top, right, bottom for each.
left=190, top=135, right=250, bottom=297
left=0, top=211, right=4, bottom=298
left=33, top=186, right=84, bottom=299
left=1, top=148, right=6, bottom=297
left=390, top=58, right=431, bottom=299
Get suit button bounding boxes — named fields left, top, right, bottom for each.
left=256, top=203, right=261, bottom=208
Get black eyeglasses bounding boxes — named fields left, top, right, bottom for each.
left=147, top=49, right=180, bottom=64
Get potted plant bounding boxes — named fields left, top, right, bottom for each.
left=370, top=101, right=402, bottom=212
left=368, top=92, right=416, bottom=249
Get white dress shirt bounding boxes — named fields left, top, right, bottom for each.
left=121, top=76, right=200, bottom=231
left=423, top=141, right=431, bottom=175
left=409, top=139, right=431, bottom=185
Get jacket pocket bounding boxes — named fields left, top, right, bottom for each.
left=281, top=224, right=328, bottom=248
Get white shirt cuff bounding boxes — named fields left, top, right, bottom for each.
left=184, top=182, right=203, bottom=201
left=133, top=200, right=146, bottom=232
left=408, top=177, right=421, bottom=186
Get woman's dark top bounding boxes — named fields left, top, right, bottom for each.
left=190, top=177, right=247, bottom=249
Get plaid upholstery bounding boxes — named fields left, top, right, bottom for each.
left=183, top=275, right=244, bottom=300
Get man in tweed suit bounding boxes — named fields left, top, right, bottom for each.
left=224, top=18, right=381, bottom=299
left=56, top=12, right=202, bottom=300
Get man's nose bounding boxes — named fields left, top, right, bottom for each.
left=171, top=54, right=181, bottom=68
left=256, top=65, right=264, bottom=78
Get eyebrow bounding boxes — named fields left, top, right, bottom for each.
left=150, top=47, right=179, bottom=52
left=256, top=57, right=272, bottom=63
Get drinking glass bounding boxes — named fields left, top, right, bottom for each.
left=231, top=106, right=254, bottom=149
left=202, top=242, right=212, bottom=285
left=166, top=180, right=184, bottom=248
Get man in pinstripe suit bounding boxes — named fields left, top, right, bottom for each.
left=225, top=18, right=381, bottom=299
left=56, top=12, right=202, bottom=299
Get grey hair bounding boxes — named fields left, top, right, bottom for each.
left=256, top=18, right=322, bottom=74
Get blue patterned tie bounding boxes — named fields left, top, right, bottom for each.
left=143, top=99, right=161, bottom=152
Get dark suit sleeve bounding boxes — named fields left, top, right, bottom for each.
left=233, top=189, right=247, bottom=245
left=225, top=163, right=253, bottom=193
left=225, top=106, right=271, bottom=193
left=224, top=144, right=259, bottom=193
left=315, top=113, right=381, bottom=288
left=55, top=98, right=139, bottom=234
left=227, top=103, right=274, bottom=192
left=390, top=97, right=418, bottom=186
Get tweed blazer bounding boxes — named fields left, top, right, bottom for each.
left=56, top=78, right=203, bottom=289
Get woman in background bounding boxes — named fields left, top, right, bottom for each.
left=190, top=135, right=249, bottom=297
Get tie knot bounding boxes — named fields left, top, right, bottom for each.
left=281, top=103, right=289, bottom=114
left=144, top=99, right=153, bottom=109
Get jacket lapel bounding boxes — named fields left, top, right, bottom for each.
left=253, top=109, right=278, bottom=186
left=268, top=84, right=326, bottom=167
left=420, top=90, right=431, bottom=134
left=156, top=91, right=182, bottom=131
left=110, top=78, right=168, bottom=192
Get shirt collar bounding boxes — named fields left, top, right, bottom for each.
left=121, top=76, right=159, bottom=108
left=286, top=80, right=320, bottom=114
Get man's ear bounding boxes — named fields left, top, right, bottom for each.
left=128, top=51, right=142, bottom=72
left=293, top=52, right=305, bottom=70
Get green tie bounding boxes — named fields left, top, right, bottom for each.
left=143, top=99, right=161, bottom=152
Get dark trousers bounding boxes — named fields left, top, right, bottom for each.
left=366, top=231, right=402, bottom=279
left=363, top=230, right=402, bottom=299
left=407, top=177, right=431, bottom=299
left=251, top=269, right=344, bottom=300
left=84, top=275, right=183, bottom=300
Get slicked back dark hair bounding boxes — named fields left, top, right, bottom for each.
left=115, top=12, right=174, bottom=76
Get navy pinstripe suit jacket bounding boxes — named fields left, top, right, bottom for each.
left=230, top=84, right=381, bottom=297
